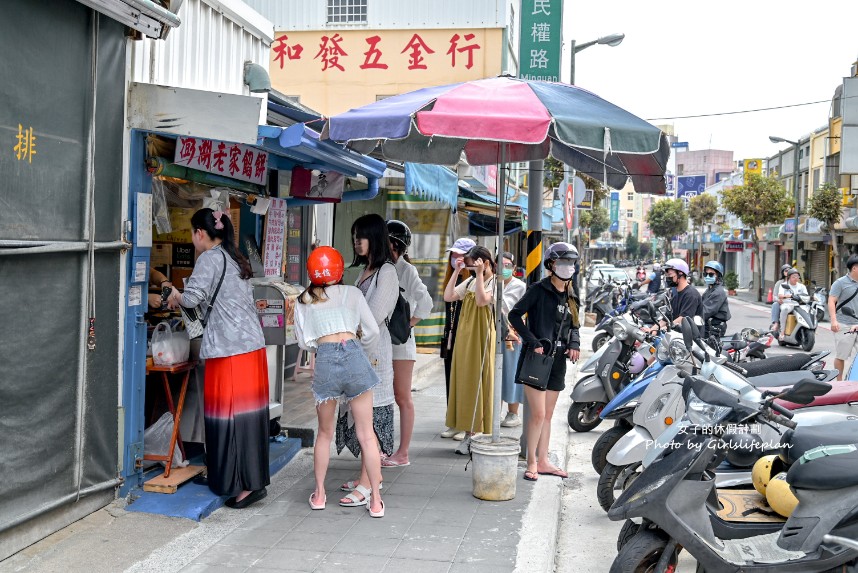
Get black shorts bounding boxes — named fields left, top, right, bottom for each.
left=514, top=344, right=568, bottom=392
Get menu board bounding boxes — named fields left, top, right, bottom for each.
left=263, top=198, right=287, bottom=276
left=285, top=207, right=304, bottom=284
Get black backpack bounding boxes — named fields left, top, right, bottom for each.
left=380, top=261, right=412, bottom=345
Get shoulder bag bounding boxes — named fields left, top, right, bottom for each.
left=180, top=250, right=227, bottom=339
left=516, top=303, right=568, bottom=390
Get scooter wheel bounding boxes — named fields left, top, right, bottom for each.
left=798, top=329, right=815, bottom=352
left=568, top=402, right=604, bottom=432
left=592, top=332, right=610, bottom=353
left=616, top=519, right=640, bottom=551
left=598, top=462, right=642, bottom=513
left=591, top=425, right=630, bottom=474
left=609, top=529, right=678, bottom=573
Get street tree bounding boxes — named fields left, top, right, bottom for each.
left=688, top=193, right=719, bottom=272
left=639, top=242, right=651, bottom=259
left=588, top=205, right=611, bottom=239
left=646, top=198, right=688, bottom=259
left=808, top=182, right=844, bottom=281
left=625, top=232, right=639, bottom=258
left=721, top=173, right=793, bottom=301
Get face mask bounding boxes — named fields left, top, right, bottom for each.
left=553, top=263, right=575, bottom=280
left=704, top=276, right=716, bottom=286
left=502, top=268, right=513, bottom=279
left=664, top=275, right=677, bottom=288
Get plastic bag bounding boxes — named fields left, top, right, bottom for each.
left=151, top=321, right=190, bottom=365
left=152, top=178, right=172, bottom=235
left=143, top=412, right=188, bottom=469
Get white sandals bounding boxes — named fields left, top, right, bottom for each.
left=339, top=484, right=371, bottom=507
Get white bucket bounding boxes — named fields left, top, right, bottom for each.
left=469, top=436, right=520, bottom=501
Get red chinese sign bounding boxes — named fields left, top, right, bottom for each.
left=273, top=32, right=483, bottom=73
left=174, top=137, right=268, bottom=186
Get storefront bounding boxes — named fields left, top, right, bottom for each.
left=119, top=112, right=386, bottom=496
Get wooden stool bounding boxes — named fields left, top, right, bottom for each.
left=144, top=360, right=197, bottom=478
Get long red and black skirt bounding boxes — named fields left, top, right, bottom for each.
left=204, top=347, right=270, bottom=497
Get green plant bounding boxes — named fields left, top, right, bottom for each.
left=723, top=271, right=739, bottom=291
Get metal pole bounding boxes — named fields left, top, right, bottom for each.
left=493, top=146, right=507, bottom=443
left=570, top=40, right=576, bottom=85
left=792, top=143, right=800, bottom=268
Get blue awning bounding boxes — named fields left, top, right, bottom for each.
left=257, top=124, right=386, bottom=204
left=461, top=188, right=552, bottom=230
left=405, top=163, right=458, bottom=209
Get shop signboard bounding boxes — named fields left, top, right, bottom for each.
left=784, top=218, right=796, bottom=234
left=610, top=191, right=619, bottom=223
left=263, top=198, right=287, bottom=276
left=174, top=136, right=269, bottom=186
left=665, top=173, right=675, bottom=193
left=577, top=189, right=593, bottom=210
left=676, top=175, right=706, bottom=201
left=725, top=240, right=744, bottom=252
left=743, top=158, right=763, bottom=185
left=518, top=0, right=563, bottom=82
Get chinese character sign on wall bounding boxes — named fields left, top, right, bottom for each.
left=174, top=136, right=268, bottom=186
left=269, top=29, right=504, bottom=116
left=518, top=0, right=563, bottom=82
left=263, top=198, right=287, bottom=277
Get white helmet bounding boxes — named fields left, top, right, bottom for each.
left=652, top=263, right=661, bottom=271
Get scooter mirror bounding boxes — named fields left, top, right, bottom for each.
left=780, top=379, right=832, bottom=405
left=681, top=317, right=693, bottom=349
left=689, top=375, right=741, bottom=408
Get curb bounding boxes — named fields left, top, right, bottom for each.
left=515, top=327, right=595, bottom=573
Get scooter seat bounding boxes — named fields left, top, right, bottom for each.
left=786, top=445, right=858, bottom=490
left=780, top=420, right=858, bottom=465
left=739, top=353, right=813, bottom=378
left=776, top=381, right=858, bottom=409
left=746, top=371, right=817, bottom=390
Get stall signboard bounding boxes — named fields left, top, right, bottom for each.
left=725, top=240, right=744, bottom=252
left=174, top=136, right=269, bottom=186
left=263, top=198, right=287, bottom=276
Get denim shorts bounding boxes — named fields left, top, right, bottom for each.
left=312, top=339, right=380, bottom=405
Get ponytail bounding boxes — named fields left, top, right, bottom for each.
left=191, top=207, right=253, bottom=279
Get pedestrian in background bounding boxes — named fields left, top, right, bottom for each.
left=827, top=255, right=858, bottom=380
left=439, top=237, right=476, bottom=441
left=294, top=247, right=384, bottom=517
left=337, top=214, right=398, bottom=508
left=167, top=208, right=268, bottom=509
left=443, top=245, right=497, bottom=455
left=640, top=262, right=662, bottom=294
left=383, top=220, right=433, bottom=467
left=508, top=242, right=580, bottom=482
left=500, top=251, right=526, bottom=427
left=701, top=261, right=730, bottom=339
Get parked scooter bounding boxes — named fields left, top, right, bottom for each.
left=586, top=278, right=617, bottom=324
left=774, top=288, right=818, bottom=351
left=592, top=288, right=666, bottom=352
left=608, top=374, right=858, bottom=573
left=568, top=316, right=655, bottom=432
left=811, top=281, right=828, bottom=323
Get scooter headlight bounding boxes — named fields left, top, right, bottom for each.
left=686, top=391, right=731, bottom=426
left=613, top=322, right=629, bottom=341
left=646, top=392, right=672, bottom=420
left=795, top=314, right=810, bottom=328
left=668, top=339, right=690, bottom=364
left=656, top=341, right=670, bottom=363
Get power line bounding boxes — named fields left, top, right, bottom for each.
left=644, top=97, right=846, bottom=121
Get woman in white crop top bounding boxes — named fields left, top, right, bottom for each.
left=294, top=246, right=385, bottom=517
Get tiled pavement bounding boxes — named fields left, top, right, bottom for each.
left=182, top=368, right=535, bottom=573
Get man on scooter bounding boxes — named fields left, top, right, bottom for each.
left=701, top=261, right=730, bottom=339
left=662, top=258, right=703, bottom=326
left=777, top=268, right=807, bottom=342
left=828, top=254, right=858, bottom=380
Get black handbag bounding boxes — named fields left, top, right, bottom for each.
left=517, top=339, right=555, bottom=390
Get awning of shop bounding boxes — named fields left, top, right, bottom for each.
left=76, top=0, right=180, bottom=39
left=405, top=163, right=458, bottom=210
left=257, top=124, right=386, bottom=205
left=459, top=188, right=552, bottom=230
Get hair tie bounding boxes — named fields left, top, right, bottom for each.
left=213, top=210, right=225, bottom=230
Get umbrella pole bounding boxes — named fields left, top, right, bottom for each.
left=492, top=144, right=506, bottom=443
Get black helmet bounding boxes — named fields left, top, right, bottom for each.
left=780, top=264, right=792, bottom=276
left=386, top=219, right=412, bottom=248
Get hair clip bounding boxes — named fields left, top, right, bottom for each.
left=213, top=210, right=225, bottom=230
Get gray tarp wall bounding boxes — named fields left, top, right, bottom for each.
left=0, top=1, right=126, bottom=559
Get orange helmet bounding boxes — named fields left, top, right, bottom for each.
left=307, top=246, right=344, bottom=286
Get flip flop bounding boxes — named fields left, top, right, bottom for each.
left=381, top=457, right=410, bottom=468
left=309, top=493, right=326, bottom=510
left=523, top=470, right=538, bottom=482
left=538, top=469, right=569, bottom=478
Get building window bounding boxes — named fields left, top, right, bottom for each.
left=327, top=0, right=367, bottom=24
left=677, top=164, right=684, bottom=175
left=626, top=210, right=634, bottom=219
left=627, top=192, right=634, bottom=201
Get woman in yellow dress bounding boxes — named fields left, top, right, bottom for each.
left=443, top=245, right=497, bottom=455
